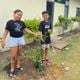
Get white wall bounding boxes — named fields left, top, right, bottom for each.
left=69, top=0, right=80, bottom=17
left=53, top=2, right=65, bottom=24
left=0, top=0, right=46, bottom=36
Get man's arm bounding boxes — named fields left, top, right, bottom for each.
left=1, top=30, right=8, bottom=48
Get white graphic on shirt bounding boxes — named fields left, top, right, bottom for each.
left=14, top=23, right=22, bottom=32
left=45, top=25, right=50, bottom=29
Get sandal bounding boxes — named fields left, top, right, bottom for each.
left=16, top=67, right=24, bottom=71
left=9, top=71, right=15, bottom=77
left=42, top=59, right=48, bottom=64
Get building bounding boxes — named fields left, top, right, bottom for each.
left=0, top=0, right=80, bottom=36
left=47, top=0, right=80, bottom=24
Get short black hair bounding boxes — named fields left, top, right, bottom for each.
left=14, top=9, right=23, bottom=14
left=42, top=11, right=49, bottom=15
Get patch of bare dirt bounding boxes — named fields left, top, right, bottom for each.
left=7, top=57, right=65, bottom=80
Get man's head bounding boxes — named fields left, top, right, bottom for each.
left=42, top=11, right=49, bottom=21
left=13, top=9, right=23, bottom=20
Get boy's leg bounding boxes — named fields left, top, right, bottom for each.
left=45, top=48, right=48, bottom=60
left=41, top=50, right=45, bottom=60
left=41, top=44, right=45, bottom=60
left=44, top=44, right=50, bottom=60
left=10, top=46, right=18, bottom=76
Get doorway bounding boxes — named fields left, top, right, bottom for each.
left=46, top=1, right=54, bottom=25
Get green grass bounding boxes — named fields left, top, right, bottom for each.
left=24, top=47, right=42, bottom=60
left=49, top=35, right=80, bottom=80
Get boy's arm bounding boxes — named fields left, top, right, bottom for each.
left=48, top=29, right=52, bottom=33
left=38, top=22, right=43, bottom=37
left=24, top=28, right=37, bottom=36
left=1, top=30, right=8, bottom=48
left=48, top=23, right=53, bottom=33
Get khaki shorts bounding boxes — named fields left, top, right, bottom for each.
left=42, top=44, right=50, bottom=50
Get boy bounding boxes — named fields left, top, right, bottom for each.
left=39, top=11, right=52, bottom=64
left=1, top=9, right=38, bottom=77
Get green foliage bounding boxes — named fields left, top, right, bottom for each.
left=24, top=19, right=40, bottom=32
left=71, top=17, right=80, bottom=22
left=54, top=16, right=71, bottom=30
left=33, top=47, right=45, bottom=72
left=34, top=52, right=45, bottom=72
left=24, top=47, right=45, bottom=72
left=0, top=62, right=4, bottom=71
left=24, top=19, right=40, bottom=39
left=58, top=16, right=71, bottom=24
left=54, top=22, right=61, bottom=27
left=0, top=37, right=2, bottom=40
left=55, top=16, right=71, bottom=28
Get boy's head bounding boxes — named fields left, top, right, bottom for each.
left=13, top=9, right=23, bottom=20
left=42, top=11, right=49, bottom=21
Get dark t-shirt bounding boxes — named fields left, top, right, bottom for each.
left=5, top=20, right=26, bottom=38
left=39, top=21, right=52, bottom=44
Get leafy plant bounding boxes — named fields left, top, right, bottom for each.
left=58, top=16, right=71, bottom=30
left=58, top=16, right=71, bottom=24
left=54, top=22, right=61, bottom=27
left=24, top=19, right=40, bottom=39
left=0, top=37, right=2, bottom=41
left=24, top=47, right=45, bottom=72
left=34, top=48, right=45, bottom=72
left=24, top=19, right=40, bottom=32
left=71, top=17, right=80, bottom=22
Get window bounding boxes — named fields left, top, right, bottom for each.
left=76, top=8, right=80, bottom=16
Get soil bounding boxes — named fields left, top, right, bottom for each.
left=3, top=56, right=65, bottom=80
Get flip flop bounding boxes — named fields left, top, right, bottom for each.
left=16, top=67, right=24, bottom=71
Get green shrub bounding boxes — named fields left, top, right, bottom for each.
left=56, top=16, right=71, bottom=30
left=0, top=37, right=2, bottom=40
left=24, top=19, right=40, bottom=39
left=71, top=17, right=80, bottom=22
left=54, top=22, right=61, bottom=27
left=24, top=19, right=40, bottom=32
left=58, top=16, right=71, bottom=24
left=34, top=48, right=45, bottom=72
left=24, top=47, right=45, bottom=72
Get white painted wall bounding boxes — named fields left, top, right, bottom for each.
left=69, top=0, right=80, bottom=17
left=0, top=0, right=46, bottom=36
left=53, top=3, right=65, bottom=24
